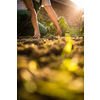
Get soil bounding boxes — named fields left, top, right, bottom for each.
left=17, top=35, right=84, bottom=100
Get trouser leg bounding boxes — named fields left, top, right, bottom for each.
left=22, top=21, right=47, bottom=36
left=38, top=21, right=47, bottom=36
left=17, top=10, right=31, bottom=36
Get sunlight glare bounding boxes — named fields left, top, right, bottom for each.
left=70, top=0, right=84, bottom=9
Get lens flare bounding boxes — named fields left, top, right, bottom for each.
left=70, top=0, right=84, bottom=9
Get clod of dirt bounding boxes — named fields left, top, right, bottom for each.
left=17, top=42, right=24, bottom=47
left=23, top=39, right=40, bottom=45
left=17, top=46, right=25, bottom=52
left=17, top=55, right=29, bottom=69
left=61, top=37, right=67, bottom=42
left=48, top=35, right=58, bottom=40
left=45, top=60, right=62, bottom=69
left=48, top=44, right=61, bottom=55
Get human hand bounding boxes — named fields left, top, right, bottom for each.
left=33, top=30, right=41, bottom=38
left=56, top=28, right=62, bottom=36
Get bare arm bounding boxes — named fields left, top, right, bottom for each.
left=23, top=0, right=40, bottom=38
left=44, top=5, right=62, bottom=36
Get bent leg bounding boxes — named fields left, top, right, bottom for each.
left=17, top=10, right=31, bottom=36
left=38, top=22, right=47, bottom=36
left=22, top=21, right=47, bottom=36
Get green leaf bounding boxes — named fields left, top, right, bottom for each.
left=45, top=16, right=69, bottom=36
left=58, top=16, right=69, bottom=36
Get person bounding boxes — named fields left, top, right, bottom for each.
left=17, top=0, right=62, bottom=38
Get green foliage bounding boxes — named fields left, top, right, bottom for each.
left=45, top=20, right=57, bottom=35
left=45, top=16, right=69, bottom=36
left=37, top=13, right=84, bottom=37
left=37, top=13, right=45, bottom=25
left=58, top=16, right=69, bottom=36
left=69, top=15, right=84, bottom=36
left=45, top=16, right=84, bottom=36
left=80, top=17, right=84, bottom=34
left=68, top=28, right=84, bottom=36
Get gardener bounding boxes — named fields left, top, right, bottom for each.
left=17, top=0, right=62, bottom=38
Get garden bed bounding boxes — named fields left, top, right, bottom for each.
left=17, top=35, right=84, bottom=100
